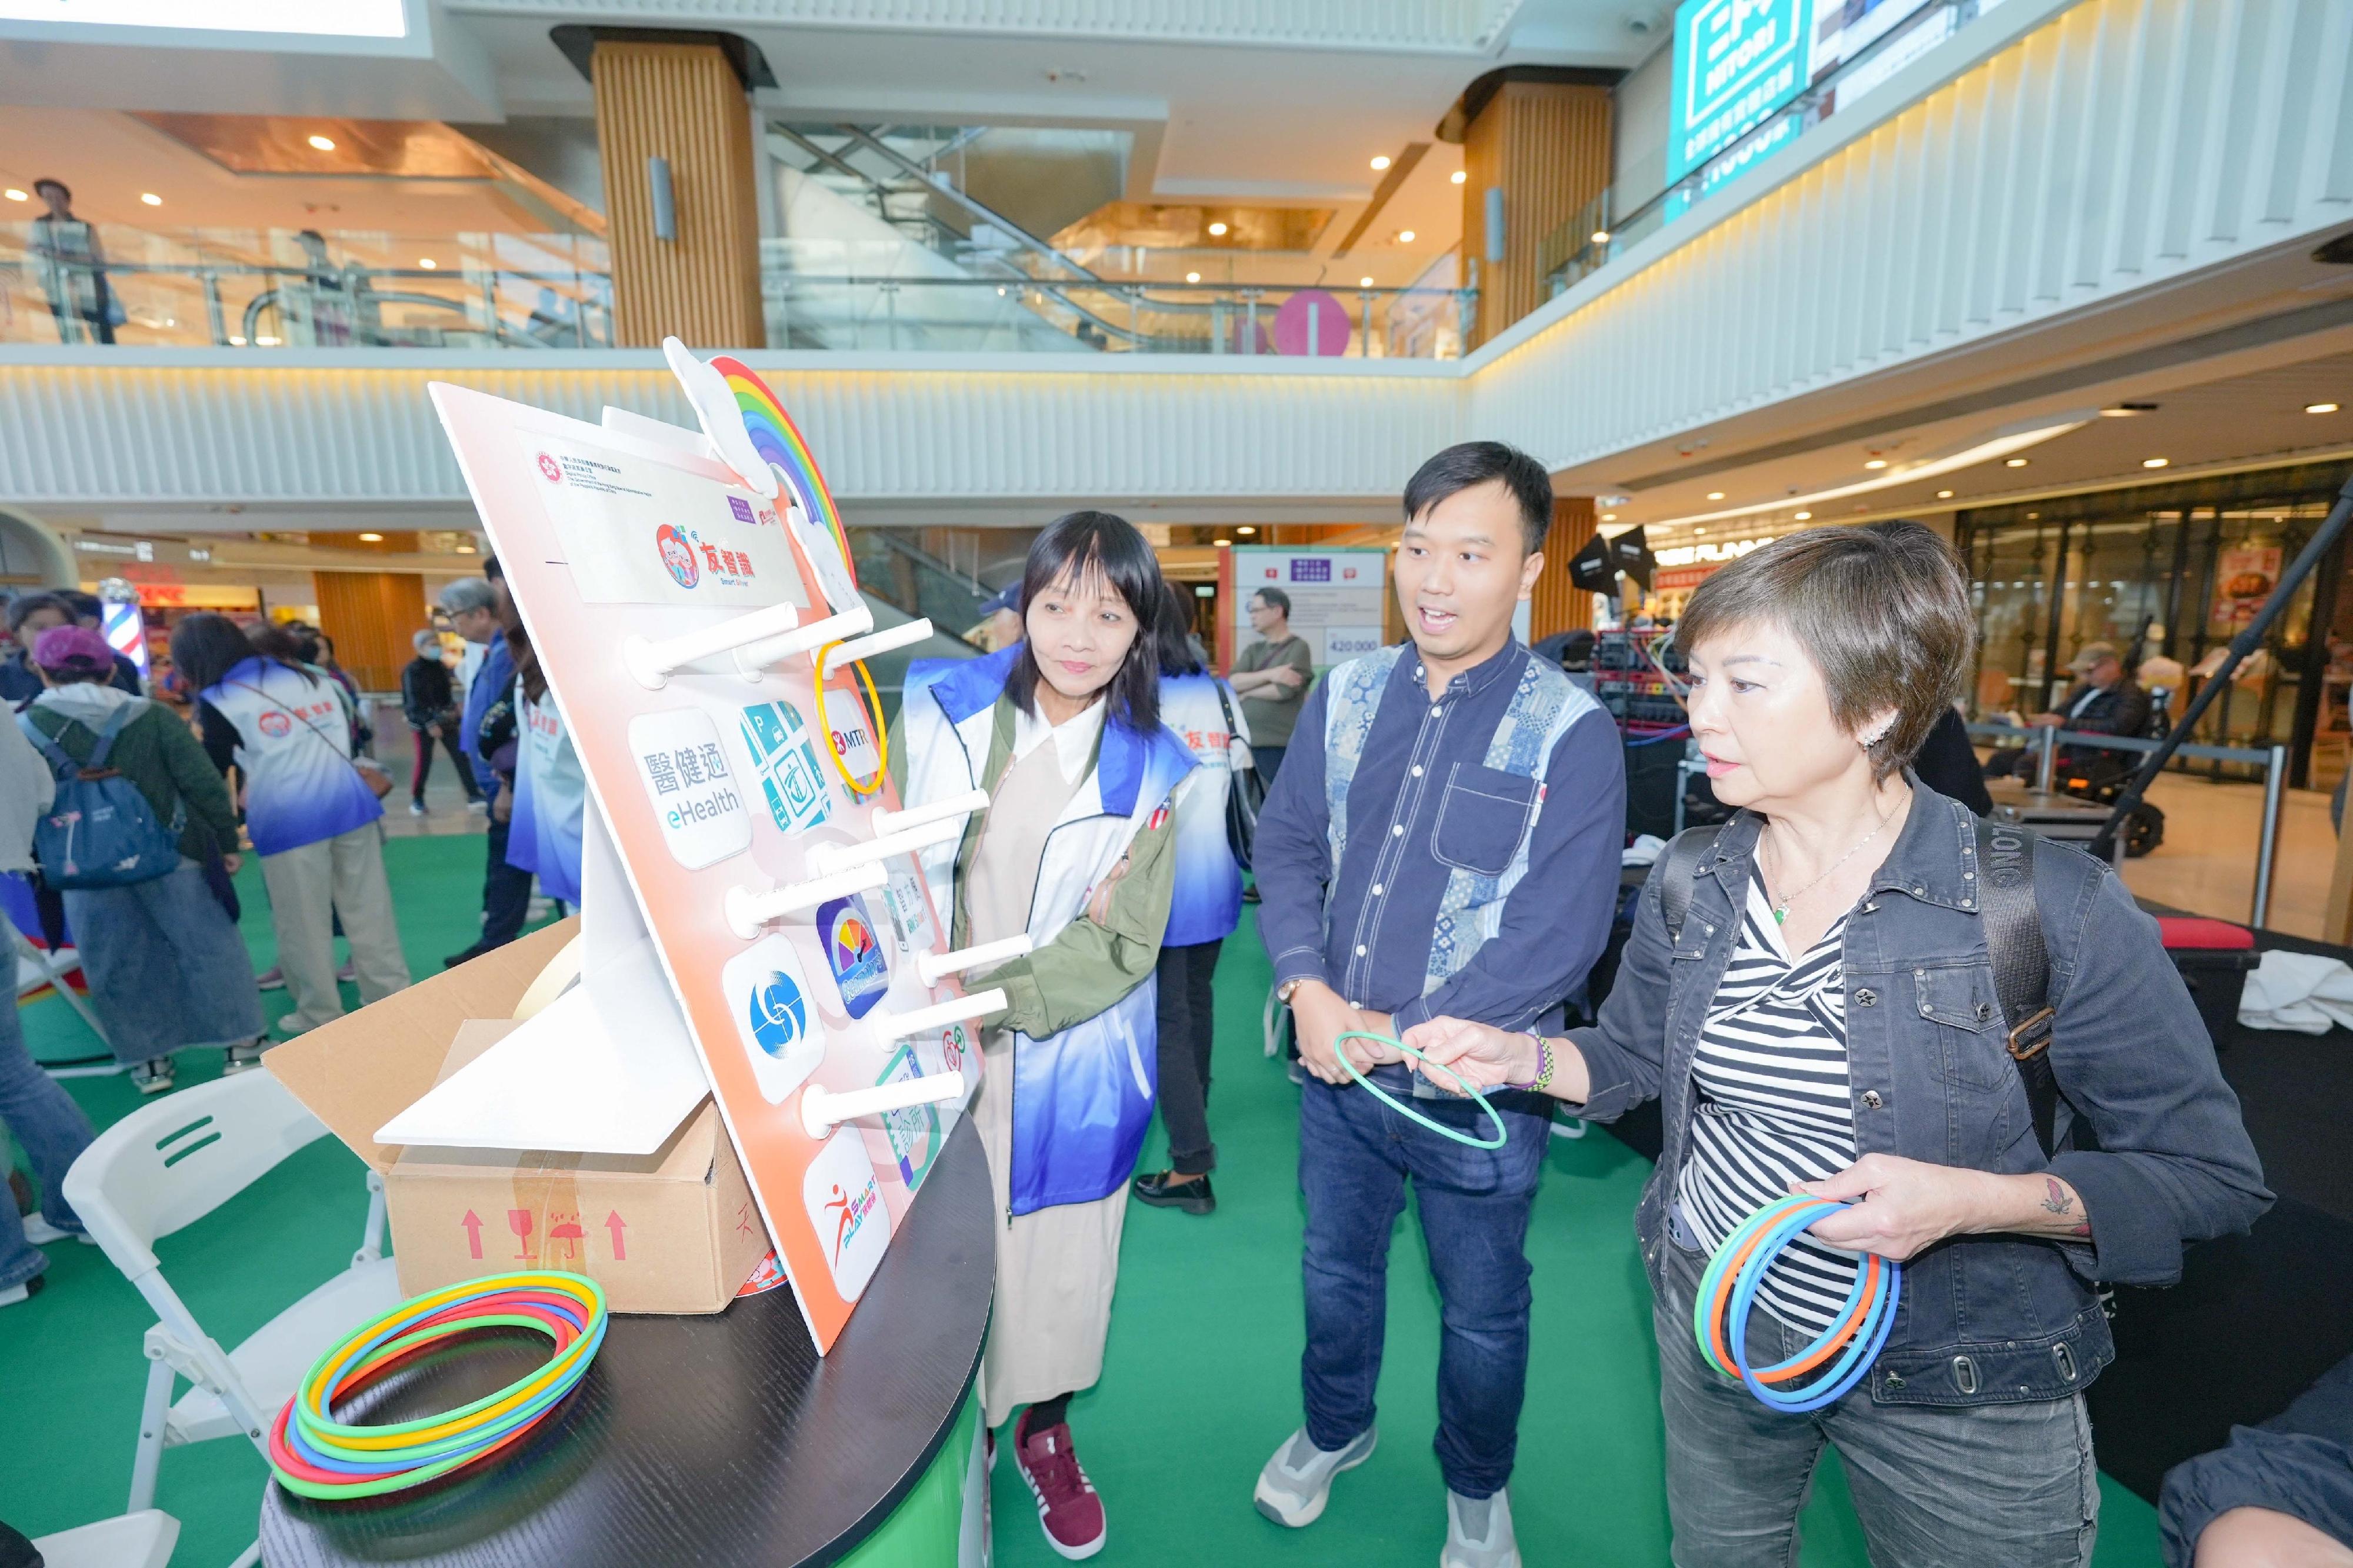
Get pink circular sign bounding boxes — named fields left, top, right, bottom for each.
left=1272, top=289, right=1352, bottom=357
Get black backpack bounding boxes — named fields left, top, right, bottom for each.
left=1661, top=817, right=2066, bottom=1157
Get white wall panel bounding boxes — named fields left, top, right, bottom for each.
left=1468, top=0, right=2353, bottom=470
left=0, top=360, right=1458, bottom=508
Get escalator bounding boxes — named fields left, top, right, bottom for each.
left=848, top=528, right=1027, bottom=719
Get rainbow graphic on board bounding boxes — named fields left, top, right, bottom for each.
left=708, top=357, right=858, bottom=604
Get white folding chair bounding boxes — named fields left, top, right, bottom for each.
left=62, top=1070, right=399, bottom=1515
left=29, top=1510, right=178, bottom=1568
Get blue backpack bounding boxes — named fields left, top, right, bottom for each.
left=18, top=705, right=185, bottom=889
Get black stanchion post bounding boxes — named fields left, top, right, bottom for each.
left=2090, top=471, right=2353, bottom=863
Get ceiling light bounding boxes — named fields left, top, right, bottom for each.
left=2005, top=457, right=2029, bottom=468
left=1371, top=155, right=1392, bottom=171
left=228, top=335, right=247, bottom=346
left=1602, top=513, right=1617, bottom=522
left=1706, top=492, right=1725, bottom=501
left=1863, top=459, right=1888, bottom=470
left=1237, top=526, right=1257, bottom=535
left=357, top=532, right=384, bottom=542
left=1695, top=527, right=1708, bottom=535
left=1185, top=271, right=1201, bottom=283
left=1937, top=489, right=1955, bottom=499
left=1208, top=221, right=1228, bottom=236
left=1359, top=276, right=1374, bottom=288
left=2142, top=456, right=2169, bottom=468
left=2100, top=402, right=2159, bottom=416
left=455, top=544, right=477, bottom=554
left=1214, top=538, right=1232, bottom=548
left=419, top=258, right=437, bottom=269
left=1450, top=169, right=1468, bottom=185
left=254, top=335, right=280, bottom=346
left=2, top=189, right=24, bottom=202
left=308, top=134, right=336, bottom=151
left=139, top=192, right=162, bottom=206
left=1793, top=511, right=1814, bottom=521
left=2308, top=402, right=2341, bottom=414
left=1398, top=229, right=1417, bottom=243
left=1591, top=230, right=1610, bottom=245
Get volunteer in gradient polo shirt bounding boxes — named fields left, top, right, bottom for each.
left=171, top=615, right=411, bottom=1037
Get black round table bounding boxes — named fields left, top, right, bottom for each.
left=261, top=1119, right=992, bottom=1568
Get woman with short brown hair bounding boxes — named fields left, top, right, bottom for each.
left=1409, top=521, right=2268, bottom=1566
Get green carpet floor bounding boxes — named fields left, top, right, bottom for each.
left=1, top=849, right=2165, bottom=1565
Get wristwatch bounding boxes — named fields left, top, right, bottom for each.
left=1276, top=977, right=1310, bottom=1005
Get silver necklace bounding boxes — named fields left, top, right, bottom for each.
left=1763, top=805, right=1899, bottom=925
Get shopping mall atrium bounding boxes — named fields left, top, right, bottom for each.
left=2, top=1, right=2352, bottom=1565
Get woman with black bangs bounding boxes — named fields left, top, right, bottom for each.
left=894, top=512, right=1197, bottom=1561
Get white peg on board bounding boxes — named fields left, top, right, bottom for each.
left=878, top=989, right=1009, bottom=1042
left=623, top=602, right=801, bottom=690
left=918, top=935, right=1032, bottom=987
left=799, top=1073, right=965, bottom=1139
left=725, top=862, right=888, bottom=941
left=872, top=788, right=989, bottom=837
left=734, top=603, right=875, bottom=680
left=819, top=619, right=935, bottom=679
left=805, top=818, right=962, bottom=880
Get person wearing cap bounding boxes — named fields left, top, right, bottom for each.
left=1987, top=642, right=2151, bottom=778
left=18, top=626, right=264, bottom=1096
left=970, top=585, right=1024, bottom=653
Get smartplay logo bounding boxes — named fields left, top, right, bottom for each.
left=721, top=935, right=826, bottom=1105
left=802, top=1130, right=889, bottom=1300
left=656, top=523, right=700, bottom=589
left=818, top=893, right=890, bottom=1019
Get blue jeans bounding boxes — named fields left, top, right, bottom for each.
left=1653, top=1222, right=2098, bottom=1568
left=0, top=989, right=96, bottom=1289
left=1298, top=1065, right=1549, bottom=1498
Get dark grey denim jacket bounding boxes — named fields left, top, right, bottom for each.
left=1571, top=780, right=2272, bottom=1407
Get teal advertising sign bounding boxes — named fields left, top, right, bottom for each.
left=1667, top=0, right=1815, bottom=213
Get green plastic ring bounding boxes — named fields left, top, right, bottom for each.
left=1334, top=1030, right=1512, bottom=1150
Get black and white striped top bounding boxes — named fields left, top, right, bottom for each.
left=1674, top=878, right=1864, bottom=1335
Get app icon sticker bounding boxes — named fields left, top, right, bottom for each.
left=821, top=687, right=882, bottom=785
left=628, top=708, right=750, bottom=869
left=879, top=855, right=939, bottom=955
left=875, top=1044, right=944, bottom=1189
left=802, top=1129, right=889, bottom=1301
left=721, top=935, right=828, bottom=1105
left=816, top=893, right=891, bottom=1019
left=738, top=700, right=832, bottom=835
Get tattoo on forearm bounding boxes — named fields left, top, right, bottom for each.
left=2040, top=1177, right=2073, bottom=1217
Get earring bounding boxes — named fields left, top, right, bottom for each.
left=1861, top=725, right=1890, bottom=748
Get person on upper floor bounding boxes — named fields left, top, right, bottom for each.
left=19, top=625, right=262, bottom=1096
left=1408, top=522, right=2268, bottom=1568
left=170, top=614, right=409, bottom=1039
left=892, top=511, right=1197, bottom=1563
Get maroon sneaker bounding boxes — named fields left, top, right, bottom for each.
left=1014, top=1410, right=1106, bottom=1560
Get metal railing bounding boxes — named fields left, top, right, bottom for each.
left=1542, top=0, right=2016, bottom=298
left=2, top=222, right=1471, bottom=359
left=1971, top=723, right=2288, bottom=926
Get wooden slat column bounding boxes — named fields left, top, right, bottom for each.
left=314, top=571, right=429, bottom=693
left=593, top=38, right=765, bottom=348
left=1528, top=496, right=1597, bottom=640
left=1462, top=80, right=1612, bottom=349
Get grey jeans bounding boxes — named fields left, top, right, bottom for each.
left=1654, top=1224, right=2099, bottom=1568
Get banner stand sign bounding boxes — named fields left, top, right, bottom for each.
left=1215, top=545, right=1389, bottom=673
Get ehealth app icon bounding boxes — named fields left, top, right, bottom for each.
left=721, top=936, right=827, bottom=1104
left=817, top=893, right=890, bottom=1019
left=739, top=700, right=831, bottom=834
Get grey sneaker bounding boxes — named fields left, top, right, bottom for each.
left=224, top=1039, right=267, bottom=1075
left=1254, top=1427, right=1377, bottom=1528
left=129, top=1057, right=175, bottom=1095
left=1441, top=1487, right=1520, bottom=1568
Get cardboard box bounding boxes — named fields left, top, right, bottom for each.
left=267, top=919, right=769, bottom=1315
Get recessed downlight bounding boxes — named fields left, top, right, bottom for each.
left=1207, top=221, right=1228, bottom=236
left=357, top=532, right=384, bottom=542
left=139, top=192, right=162, bottom=206
left=2143, top=457, right=2170, bottom=468
left=1863, top=459, right=1888, bottom=470
left=3, top=189, right=25, bottom=202
left=1937, top=489, right=1955, bottom=499
left=2308, top=402, right=2341, bottom=414
left=1359, top=276, right=1374, bottom=288
left=1706, top=492, right=1725, bottom=501
left=2005, top=457, right=2029, bottom=468
left=1450, top=169, right=1468, bottom=185
left=1793, top=510, right=1813, bottom=520
left=1370, top=155, right=1392, bottom=171
left=1397, top=229, right=1416, bottom=243
left=1185, top=271, right=1201, bottom=283
left=308, top=134, right=336, bottom=151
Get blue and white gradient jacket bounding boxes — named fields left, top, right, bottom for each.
left=901, top=647, right=1197, bottom=1215
left=200, top=657, right=383, bottom=857
left=1157, top=669, right=1249, bottom=948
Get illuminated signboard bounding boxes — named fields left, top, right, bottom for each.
left=0, top=1, right=406, bottom=36
left=1667, top=0, right=1815, bottom=205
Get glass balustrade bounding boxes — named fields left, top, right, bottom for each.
left=0, top=222, right=1470, bottom=359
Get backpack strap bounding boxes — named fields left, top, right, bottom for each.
left=82, top=702, right=142, bottom=770
left=1659, top=825, right=1724, bottom=947
left=1975, top=818, right=2062, bottom=1159
left=15, top=710, right=76, bottom=780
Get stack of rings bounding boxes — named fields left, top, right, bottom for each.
left=268, top=1272, right=608, bottom=1499
left=815, top=642, right=888, bottom=798
left=1694, top=1196, right=1900, bottom=1412
left=1333, top=1030, right=1509, bottom=1151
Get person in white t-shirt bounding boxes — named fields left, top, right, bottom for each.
left=169, top=615, right=411, bottom=1036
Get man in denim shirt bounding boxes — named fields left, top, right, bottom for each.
left=1251, top=443, right=1625, bottom=1568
